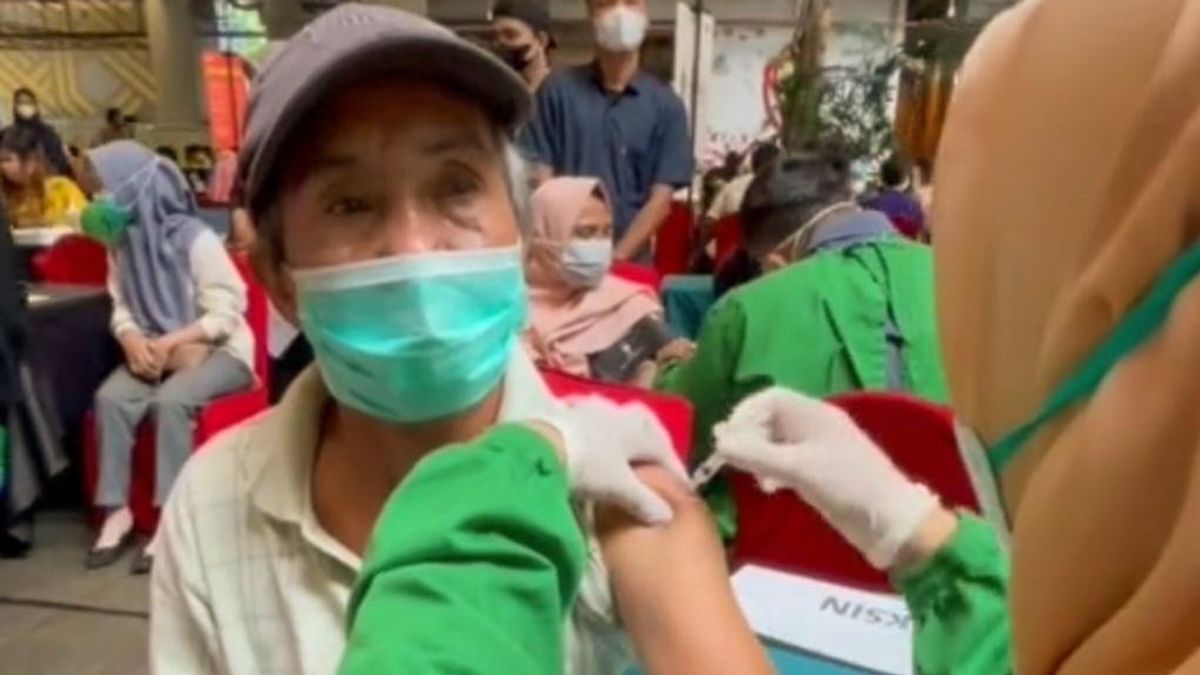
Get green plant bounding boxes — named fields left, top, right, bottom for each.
left=776, top=1, right=901, bottom=165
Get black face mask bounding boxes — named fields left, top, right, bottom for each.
left=494, top=43, right=535, bottom=74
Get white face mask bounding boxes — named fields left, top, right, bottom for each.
left=15, top=103, right=37, bottom=120
left=595, top=6, right=648, bottom=53
left=561, top=239, right=613, bottom=289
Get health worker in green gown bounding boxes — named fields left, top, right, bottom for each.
left=656, top=149, right=948, bottom=537
left=708, top=0, right=1200, bottom=673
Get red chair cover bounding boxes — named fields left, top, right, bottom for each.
left=31, top=235, right=108, bottom=286
left=610, top=262, right=663, bottom=293
left=653, top=201, right=693, bottom=277
left=83, top=253, right=271, bottom=534
left=730, top=391, right=986, bottom=592
left=539, top=368, right=693, bottom=465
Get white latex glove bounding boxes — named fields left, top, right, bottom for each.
left=541, top=396, right=690, bottom=526
left=713, top=387, right=939, bottom=570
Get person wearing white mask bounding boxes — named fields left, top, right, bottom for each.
left=523, top=176, right=694, bottom=385
left=526, top=0, right=693, bottom=264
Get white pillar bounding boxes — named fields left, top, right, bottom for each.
left=144, top=0, right=202, bottom=125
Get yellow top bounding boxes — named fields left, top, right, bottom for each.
left=9, top=176, right=88, bottom=229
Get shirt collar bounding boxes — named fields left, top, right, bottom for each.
left=589, top=62, right=645, bottom=96
left=246, top=350, right=560, bottom=545
left=804, top=209, right=897, bottom=255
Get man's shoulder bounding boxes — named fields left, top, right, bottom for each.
left=635, top=72, right=686, bottom=109
left=166, top=410, right=275, bottom=518
left=540, top=64, right=593, bottom=95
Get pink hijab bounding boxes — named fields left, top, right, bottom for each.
left=524, top=177, right=662, bottom=377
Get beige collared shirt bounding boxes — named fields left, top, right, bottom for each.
left=150, top=352, right=628, bottom=675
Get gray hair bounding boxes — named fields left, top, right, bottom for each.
left=253, top=128, right=532, bottom=269
left=501, top=134, right=532, bottom=234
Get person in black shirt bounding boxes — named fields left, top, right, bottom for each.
left=9, top=88, right=72, bottom=178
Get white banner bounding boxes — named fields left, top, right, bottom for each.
left=732, top=565, right=914, bottom=674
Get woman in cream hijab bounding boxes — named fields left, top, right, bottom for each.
left=710, top=0, right=1200, bottom=672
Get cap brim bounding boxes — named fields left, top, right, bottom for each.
left=246, top=36, right=530, bottom=212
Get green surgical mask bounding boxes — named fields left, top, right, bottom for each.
left=81, top=196, right=132, bottom=248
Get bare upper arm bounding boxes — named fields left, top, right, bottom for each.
left=597, top=467, right=772, bottom=675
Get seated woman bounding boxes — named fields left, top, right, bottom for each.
left=79, top=141, right=255, bottom=574
left=524, top=177, right=693, bottom=386
left=0, top=125, right=87, bottom=229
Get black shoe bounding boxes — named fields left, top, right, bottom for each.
left=85, top=530, right=133, bottom=570
left=129, top=547, right=153, bottom=576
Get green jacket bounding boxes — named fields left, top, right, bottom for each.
left=339, top=424, right=585, bottom=675
left=656, top=240, right=949, bottom=536
left=897, top=515, right=1013, bottom=675
left=336, top=426, right=1014, bottom=675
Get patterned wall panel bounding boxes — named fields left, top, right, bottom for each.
left=0, top=46, right=154, bottom=121
left=0, top=0, right=153, bottom=124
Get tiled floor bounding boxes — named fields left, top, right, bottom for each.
left=0, top=511, right=149, bottom=675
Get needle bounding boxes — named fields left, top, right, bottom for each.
left=690, top=454, right=727, bottom=489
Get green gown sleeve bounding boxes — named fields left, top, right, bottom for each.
left=894, top=515, right=1014, bottom=675
left=653, top=299, right=746, bottom=538
left=339, top=424, right=588, bottom=675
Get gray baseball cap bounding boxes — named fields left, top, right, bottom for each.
left=237, top=3, right=532, bottom=214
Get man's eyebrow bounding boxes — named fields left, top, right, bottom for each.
left=421, top=131, right=489, bottom=156
left=305, top=153, right=360, bottom=179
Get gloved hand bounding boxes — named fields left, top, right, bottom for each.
left=539, top=396, right=689, bottom=527
left=713, top=387, right=940, bottom=570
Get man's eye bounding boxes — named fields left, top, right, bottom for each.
left=438, top=174, right=482, bottom=203
left=326, top=198, right=371, bottom=216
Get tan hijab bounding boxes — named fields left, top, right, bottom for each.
left=523, top=177, right=662, bottom=377
left=934, top=1, right=1200, bottom=672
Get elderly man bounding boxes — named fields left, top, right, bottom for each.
left=527, top=0, right=693, bottom=263
left=656, top=150, right=948, bottom=538
left=149, top=5, right=766, bottom=675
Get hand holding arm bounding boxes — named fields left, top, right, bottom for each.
left=538, top=396, right=689, bottom=526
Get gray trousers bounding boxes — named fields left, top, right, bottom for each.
left=94, top=351, right=253, bottom=508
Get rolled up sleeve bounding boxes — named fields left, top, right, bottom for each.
left=188, top=231, right=246, bottom=343
left=107, top=257, right=139, bottom=338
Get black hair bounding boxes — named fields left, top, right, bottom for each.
left=12, top=88, right=35, bottom=104
left=740, top=148, right=853, bottom=255
left=879, top=156, right=907, bottom=189
left=750, top=142, right=782, bottom=174
left=0, top=125, right=48, bottom=211
left=0, top=124, right=44, bottom=160
left=106, top=107, right=122, bottom=125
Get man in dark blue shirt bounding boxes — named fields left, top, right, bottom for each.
left=526, top=0, right=693, bottom=263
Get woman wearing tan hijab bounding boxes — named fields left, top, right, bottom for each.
left=523, top=177, right=693, bottom=385
left=709, top=0, right=1200, bottom=672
